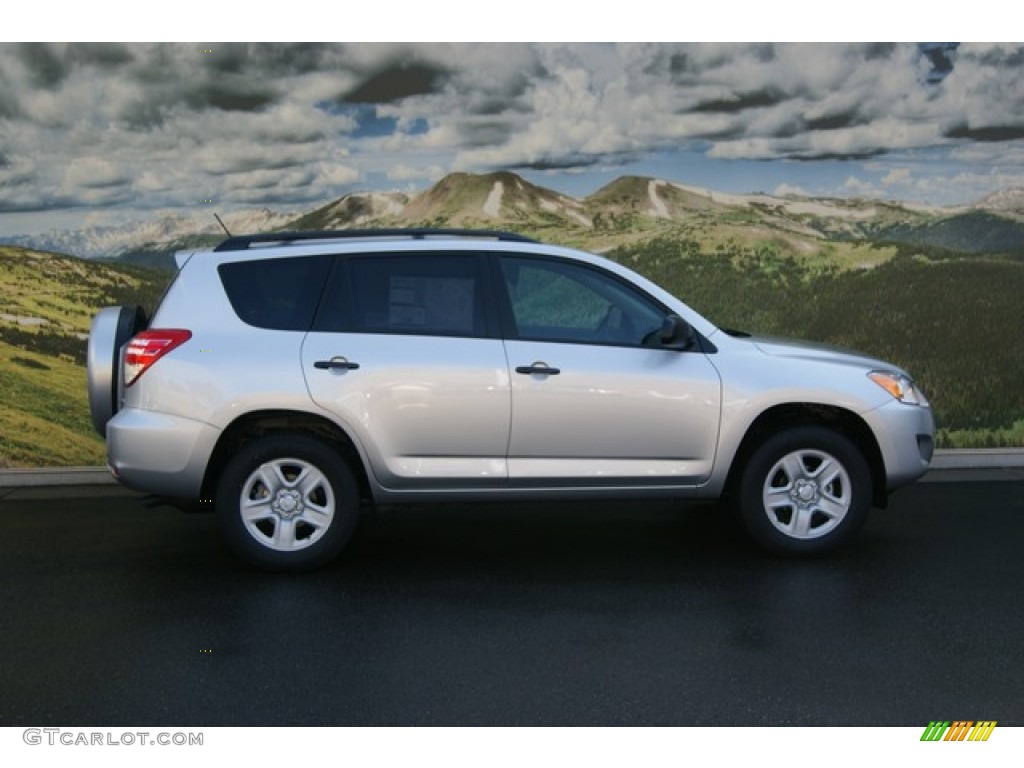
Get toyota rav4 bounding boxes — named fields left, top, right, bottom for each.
left=87, top=229, right=935, bottom=570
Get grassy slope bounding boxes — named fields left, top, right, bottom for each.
left=0, top=340, right=105, bottom=466
left=0, top=247, right=169, bottom=467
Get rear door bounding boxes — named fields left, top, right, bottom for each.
left=302, top=253, right=511, bottom=490
left=497, top=255, right=721, bottom=486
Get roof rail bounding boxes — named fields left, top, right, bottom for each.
left=213, top=228, right=538, bottom=252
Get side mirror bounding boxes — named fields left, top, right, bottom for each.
left=660, top=314, right=696, bottom=350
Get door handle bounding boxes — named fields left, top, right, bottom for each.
left=515, top=362, right=560, bottom=376
left=314, top=357, right=360, bottom=371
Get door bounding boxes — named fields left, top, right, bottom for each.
left=302, top=253, right=510, bottom=490
left=498, top=256, right=721, bottom=486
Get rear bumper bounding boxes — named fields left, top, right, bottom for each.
left=106, top=408, right=220, bottom=499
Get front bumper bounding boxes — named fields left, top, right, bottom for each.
left=863, top=399, right=936, bottom=491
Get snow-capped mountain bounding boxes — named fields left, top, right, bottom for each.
left=972, top=188, right=1024, bottom=217
left=0, top=208, right=294, bottom=260
left=285, top=192, right=411, bottom=231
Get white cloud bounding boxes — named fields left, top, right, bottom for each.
left=62, top=157, right=129, bottom=190
left=387, top=164, right=444, bottom=182
left=317, top=162, right=360, bottom=186
left=222, top=168, right=315, bottom=192
left=2, top=41, right=1023, bottom=228
left=134, top=170, right=174, bottom=193
left=842, top=176, right=885, bottom=199
left=882, top=168, right=912, bottom=186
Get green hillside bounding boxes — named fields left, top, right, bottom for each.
left=0, top=246, right=170, bottom=467
left=876, top=211, right=1024, bottom=255
left=0, top=339, right=106, bottom=466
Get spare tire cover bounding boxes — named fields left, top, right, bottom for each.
left=86, top=305, right=146, bottom=435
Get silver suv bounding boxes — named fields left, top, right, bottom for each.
left=87, top=229, right=935, bottom=570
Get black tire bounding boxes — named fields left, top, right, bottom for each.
left=735, top=426, right=872, bottom=556
left=215, top=434, right=360, bottom=571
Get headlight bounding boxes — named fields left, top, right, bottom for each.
left=868, top=371, right=929, bottom=406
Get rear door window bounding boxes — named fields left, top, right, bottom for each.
left=314, top=254, right=493, bottom=338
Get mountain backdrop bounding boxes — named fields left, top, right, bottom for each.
left=1, top=171, right=1023, bottom=466
left=4, top=171, right=1024, bottom=269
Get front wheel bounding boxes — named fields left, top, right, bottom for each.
left=215, top=434, right=360, bottom=571
left=735, top=427, right=872, bottom=556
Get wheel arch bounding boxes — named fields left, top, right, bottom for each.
left=724, top=403, right=888, bottom=508
left=200, top=409, right=373, bottom=504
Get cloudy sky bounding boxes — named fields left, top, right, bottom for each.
left=1, top=41, right=1023, bottom=236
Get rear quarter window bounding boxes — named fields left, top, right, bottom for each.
left=218, top=255, right=330, bottom=330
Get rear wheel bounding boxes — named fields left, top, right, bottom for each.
left=736, top=427, right=871, bottom=556
left=215, top=434, right=359, bottom=571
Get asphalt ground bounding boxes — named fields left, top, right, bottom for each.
left=0, top=479, right=1021, bottom=727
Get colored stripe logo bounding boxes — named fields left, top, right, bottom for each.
left=921, top=721, right=997, bottom=741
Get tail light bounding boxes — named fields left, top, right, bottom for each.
left=123, top=329, right=192, bottom=387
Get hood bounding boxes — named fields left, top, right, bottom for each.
left=743, top=333, right=904, bottom=374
